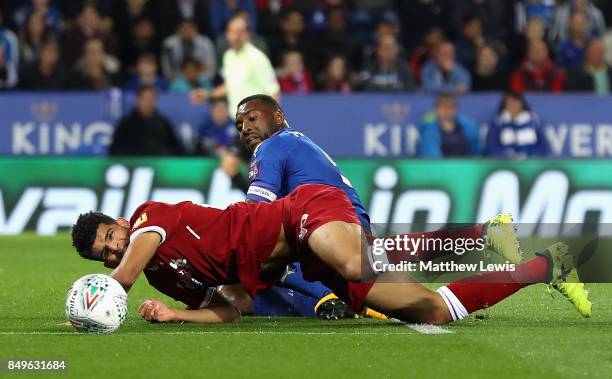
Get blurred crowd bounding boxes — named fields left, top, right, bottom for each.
left=1, top=0, right=612, bottom=95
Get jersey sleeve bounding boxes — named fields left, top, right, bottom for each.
left=246, top=142, right=287, bottom=202
left=129, top=203, right=181, bottom=245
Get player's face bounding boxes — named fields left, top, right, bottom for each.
left=90, top=219, right=130, bottom=269
left=235, top=100, right=283, bottom=152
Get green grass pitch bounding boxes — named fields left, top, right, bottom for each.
left=1, top=234, right=611, bottom=379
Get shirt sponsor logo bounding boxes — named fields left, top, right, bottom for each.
left=132, top=213, right=148, bottom=230
left=249, top=161, right=259, bottom=180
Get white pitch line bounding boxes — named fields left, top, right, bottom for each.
left=404, top=324, right=454, bottom=335
left=0, top=331, right=415, bottom=336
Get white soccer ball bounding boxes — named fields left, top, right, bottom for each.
left=65, top=274, right=128, bottom=334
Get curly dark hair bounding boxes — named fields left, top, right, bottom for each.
left=71, top=211, right=116, bottom=260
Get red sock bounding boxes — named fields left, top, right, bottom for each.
left=386, top=224, right=484, bottom=263
left=440, top=256, right=550, bottom=318
left=347, top=282, right=374, bottom=312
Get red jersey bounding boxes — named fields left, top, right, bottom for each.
left=129, top=200, right=284, bottom=308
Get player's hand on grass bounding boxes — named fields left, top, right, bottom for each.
left=139, top=299, right=175, bottom=323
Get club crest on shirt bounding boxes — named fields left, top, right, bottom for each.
left=249, top=161, right=259, bottom=180
left=132, top=213, right=148, bottom=230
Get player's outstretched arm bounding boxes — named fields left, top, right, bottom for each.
left=139, top=293, right=240, bottom=324
left=111, top=232, right=161, bottom=292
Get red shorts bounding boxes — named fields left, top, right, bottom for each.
left=238, top=184, right=371, bottom=311
left=236, top=184, right=361, bottom=298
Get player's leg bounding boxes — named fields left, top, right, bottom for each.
left=438, top=242, right=591, bottom=320
left=306, top=221, right=452, bottom=323
left=308, top=223, right=591, bottom=322
left=306, top=221, right=367, bottom=282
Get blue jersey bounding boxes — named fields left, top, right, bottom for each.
left=246, top=127, right=370, bottom=229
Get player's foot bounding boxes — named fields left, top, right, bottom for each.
left=538, top=242, right=592, bottom=318
left=314, top=294, right=357, bottom=320
left=362, top=307, right=388, bottom=320
left=483, top=213, right=523, bottom=264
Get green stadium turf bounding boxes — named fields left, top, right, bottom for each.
left=1, top=234, right=611, bottom=379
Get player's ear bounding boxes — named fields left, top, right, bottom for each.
left=116, top=217, right=130, bottom=228
left=274, top=110, right=284, bottom=126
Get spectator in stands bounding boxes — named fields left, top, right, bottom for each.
left=317, top=54, right=352, bottom=93
left=362, top=14, right=405, bottom=73
left=486, top=92, right=548, bottom=158
left=510, top=38, right=565, bottom=92
left=109, top=85, right=185, bottom=156
left=210, top=0, right=257, bottom=38
left=61, top=5, right=116, bottom=69
left=513, top=0, right=556, bottom=33
left=508, top=16, right=549, bottom=68
left=268, top=7, right=314, bottom=69
left=471, top=44, right=508, bottom=92
left=277, top=50, right=314, bottom=93
left=192, top=14, right=279, bottom=120
left=416, top=93, right=480, bottom=158
left=13, top=0, right=62, bottom=33
left=169, top=58, right=212, bottom=93
left=19, top=11, right=56, bottom=68
left=19, top=41, right=65, bottom=90
left=66, top=38, right=116, bottom=90
left=565, top=38, right=612, bottom=94
left=550, top=0, right=606, bottom=43
left=360, top=33, right=415, bottom=92
left=161, top=20, right=216, bottom=81
left=195, top=96, right=236, bottom=156
left=125, top=53, right=168, bottom=92
left=452, top=0, right=508, bottom=41
left=606, top=29, right=612, bottom=66
left=455, top=14, right=485, bottom=72
left=0, top=45, right=15, bottom=88
left=112, top=0, right=159, bottom=77
left=311, top=6, right=360, bottom=72
left=110, top=0, right=155, bottom=41
left=157, top=0, right=212, bottom=40
left=410, top=27, right=445, bottom=82
left=421, top=41, right=471, bottom=94
left=557, top=11, right=591, bottom=69
left=395, top=0, right=453, bottom=53
left=118, top=19, right=159, bottom=79
left=0, top=12, right=18, bottom=88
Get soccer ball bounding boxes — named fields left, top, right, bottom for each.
left=65, top=274, right=128, bottom=334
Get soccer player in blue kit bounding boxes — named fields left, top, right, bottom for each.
left=226, top=94, right=383, bottom=320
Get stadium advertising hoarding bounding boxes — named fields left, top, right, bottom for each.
left=1, top=92, right=611, bottom=158
left=0, top=158, right=609, bottom=235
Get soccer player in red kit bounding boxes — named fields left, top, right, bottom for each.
left=71, top=184, right=591, bottom=324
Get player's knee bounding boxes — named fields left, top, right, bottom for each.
left=339, top=256, right=363, bottom=282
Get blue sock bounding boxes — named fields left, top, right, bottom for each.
left=252, top=286, right=318, bottom=317
left=281, top=263, right=333, bottom=300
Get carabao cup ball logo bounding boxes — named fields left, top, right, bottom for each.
left=83, top=279, right=107, bottom=311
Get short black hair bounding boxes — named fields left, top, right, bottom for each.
left=137, top=84, right=156, bottom=97
left=71, top=211, right=116, bottom=260
left=237, top=94, right=281, bottom=113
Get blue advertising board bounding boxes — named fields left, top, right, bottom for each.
left=0, top=92, right=610, bottom=157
